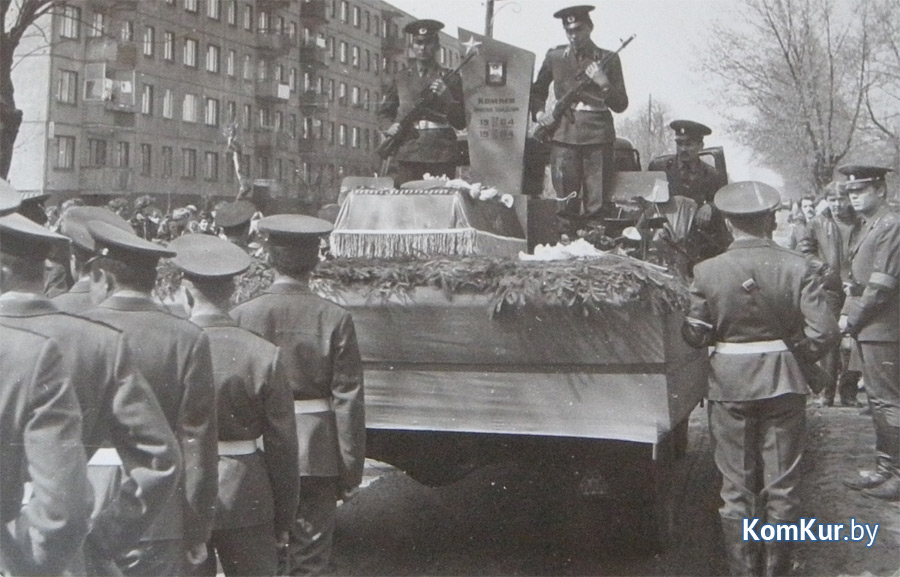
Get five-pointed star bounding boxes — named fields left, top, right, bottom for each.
left=462, top=36, right=482, bottom=55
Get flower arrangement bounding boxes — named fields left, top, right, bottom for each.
left=422, top=173, right=515, bottom=208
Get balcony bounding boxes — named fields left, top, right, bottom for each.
left=300, top=0, right=327, bottom=23
left=298, top=90, right=325, bottom=109
left=255, top=80, right=292, bottom=102
left=83, top=102, right=137, bottom=131
left=84, top=39, right=138, bottom=68
left=253, top=128, right=291, bottom=151
left=257, top=30, right=292, bottom=55
left=79, top=167, right=133, bottom=194
left=86, top=0, right=138, bottom=12
left=381, top=35, right=406, bottom=56
left=299, top=42, right=326, bottom=67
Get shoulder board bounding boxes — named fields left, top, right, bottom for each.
left=63, top=312, right=125, bottom=335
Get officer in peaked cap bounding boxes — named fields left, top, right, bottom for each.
left=0, top=212, right=182, bottom=576
left=80, top=220, right=218, bottom=577
left=377, top=17, right=466, bottom=185
left=651, top=120, right=730, bottom=264
left=0, top=177, right=21, bottom=216
left=683, top=180, right=838, bottom=575
left=54, top=206, right=134, bottom=313
left=215, top=200, right=257, bottom=247
left=231, top=214, right=364, bottom=576
left=835, top=164, right=900, bottom=501
left=530, top=4, right=630, bottom=240
left=169, top=233, right=299, bottom=577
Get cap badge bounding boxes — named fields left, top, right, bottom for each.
left=419, top=27, right=428, bottom=35
left=566, top=15, right=576, bottom=23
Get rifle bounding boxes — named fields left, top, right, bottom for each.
left=376, top=50, right=478, bottom=161
left=530, top=34, right=635, bottom=143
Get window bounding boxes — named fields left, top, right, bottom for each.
left=276, top=158, right=283, bottom=181
left=274, top=111, right=283, bottom=131
left=204, top=98, right=219, bottom=126
left=184, top=38, right=198, bottom=67
left=338, top=124, right=347, bottom=146
left=55, top=136, right=75, bottom=168
left=141, top=84, right=154, bottom=115
left=365, top=10, right=370, bottom=32
left=364, top=128, right=370, bottom=151
left=363, top=88, right=370, bottom=111
left=339, top=41, right=347, bottom=63
left=226, top=50, right=235, bottom=76
left=276, top=64, right=285, bottom=83
left=89, top=13, right=105, bottom=38
left=352, top=6, right=360, bottom=27
left=162, top=146, right=173, bottom=177
left=258, top=10, right=270, bottom=33
left=257, top=60, right=267, bottom=81
left=164, top=31, right=175, bottom=61
left=120, top=21, right=134, bottom=42
left=140, top=144, right=152, bottom=176
left=162, top=89, right=174, bottom=118
left=289, top=22, right=297, bottom=40
left=87, top=139, right=107, bottom=167
left=338, top=82, right=347, bottom=104
left=351, top=85, right=359, bottom=106
left=290, top=114, right=297, bottom=138
left=59, top=6, right=80, bottom=39
left=207, top=0, right=220, bottom=19
left=351, top=126, right=360, bottom=148
left=57, top=70, right=78, bottom=104
left=242, top=104, right=252, bottom=129
left=243, top=5, right=253, bottom=30
left=204, top=152, right=218, bottom=180
left=258, top=107, right=272, bottom=129
left=340, top=1, right=348, bottom=22
left=182, top=93, right=197, bottom=122
left=184, top=0, right=198, bottom=13
left=351, top=45, right=359, bottom=68
left=227, top=1, right=237, bottom=25
left=182, top=149, right=197, bottom=178
left=143, top=26, right=155, bottom=56
left=257, top=156, right=269, bottom=179
left=289, top=68, right=297, bottom=91
left=328, top=121, right=335, bottom=144
left=226, top=101, right=237, bottom=124
left=206, top=44, right=220, bottom=73
left=365, top=49, right=370, bottom=71
left=327, top=79, right=335, bottom=101
left=243, top=55, right=253, bottom=80
left=115, top=142, right=130, bottom=167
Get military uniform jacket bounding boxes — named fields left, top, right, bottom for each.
left=0, top=295, right=180, bottom=552
left=530, top=40, right=628, bottom=146
left=662, top=157, right=722, bottom=206
left=82, top=294, right=218, bottom=546
left=231, top=280, right=365, bottom=490
left=52, top=277, right=92, bottom=314
left=0, top=327, right=91, bottom=576
left=191, top=313, right=299, bottom=535
left=840, top=205, right=900, bottom=342
left=377, top=63, right=466, bottom=164
left=684, top=238, right=839, bottom=401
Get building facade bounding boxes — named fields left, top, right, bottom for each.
left=9, top=0, right=461, bottom=206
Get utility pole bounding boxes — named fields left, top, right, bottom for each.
left=485, top=0, right=495, bottom=37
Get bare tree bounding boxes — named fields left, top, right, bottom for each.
left=615, top=95, right=672, bottom=168
left=860, top=0, right=900, bottom=172
left=702, top=0, right=871, bottom=196
left=1, top=0, right=64, bottom=179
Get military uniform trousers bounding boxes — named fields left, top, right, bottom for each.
left=198, top=524, right=276, bottom=577
left=549, top=139, right=614, bottom=235
left=857, top=340, right=900, bottom=476
left=289, top=476, right=340, bottom=577
left=709, top=393, right=806, bottom=523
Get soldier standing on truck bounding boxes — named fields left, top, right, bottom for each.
left=231, top=215, right=365, bottom=576
left=682, top=182, right=838, bottom=576
left=530, top=5, right=629, bottom=241
left=377, top=19, right=467, bottom=185
left=651, top=120, right=731, bottom=263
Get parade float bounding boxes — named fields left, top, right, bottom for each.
left=299, top=31, right=713, bottom=549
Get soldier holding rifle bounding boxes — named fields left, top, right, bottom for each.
left=530, top=5, right=629, bottom=241
left=377, top=19, right=467, bottom=185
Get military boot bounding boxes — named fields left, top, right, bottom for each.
left=764, top=541, right=793, bottom=577
left=721, top=518, right=762, bottom=576
left=862, top=427, right=900, bottom=501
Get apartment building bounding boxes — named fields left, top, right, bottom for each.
left=9, top=0, right=461, bottom=205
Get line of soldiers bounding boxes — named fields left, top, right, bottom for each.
left=683, top=164, right=898, bottom=577
left=0, top=178, right=365, bottom=577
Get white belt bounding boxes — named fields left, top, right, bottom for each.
left=218, top=439, right=259, bottom=456
left=88, top=448, right=123, bottom=466
left=414, top=120, right=450, bottom=130
left=714, top=340, right=789, bottom=354
left=294, top=399, right=332, bottom=414
left=573, top=103, right=608, bottom=112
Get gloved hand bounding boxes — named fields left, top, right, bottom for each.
left=585, top=62, right=610, bottom=92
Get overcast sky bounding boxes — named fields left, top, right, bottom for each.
left=384, top=0, right=784, bottom=186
